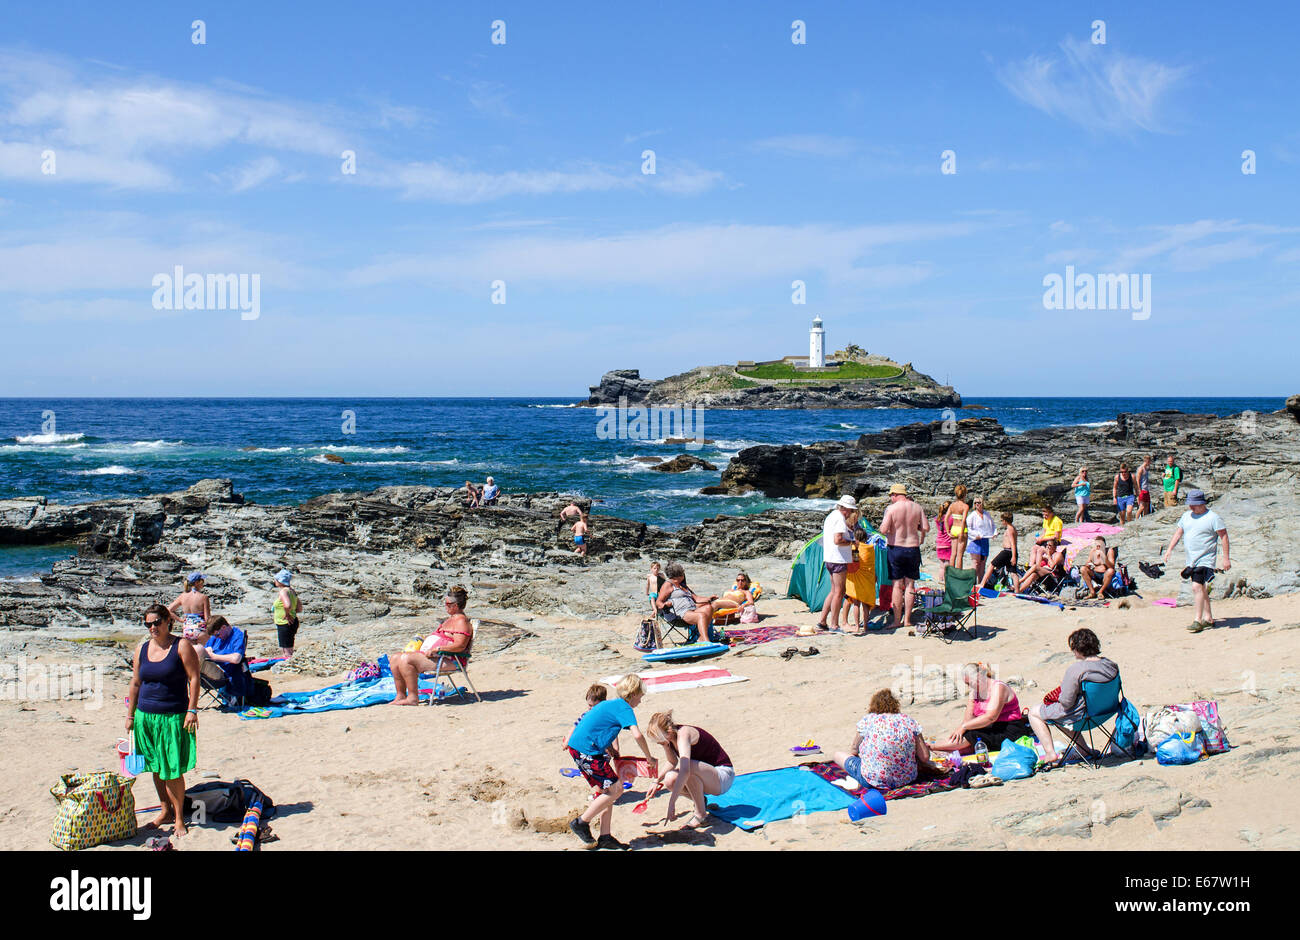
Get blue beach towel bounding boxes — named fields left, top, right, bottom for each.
left=709, top=766, right=856, bottom=831
left=239, top=675, right=464, bottom=719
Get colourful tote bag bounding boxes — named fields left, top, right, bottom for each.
left=1169, top=701, right=1230, bottom=754
left=50, top=771, right=137, bottom=850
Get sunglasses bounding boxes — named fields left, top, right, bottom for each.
left=144, top=618, right=164, bottom=627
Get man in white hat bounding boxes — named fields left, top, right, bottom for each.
left=879, top=483, right=928, bottom=629
left=817, top=495, right=859, bottom=630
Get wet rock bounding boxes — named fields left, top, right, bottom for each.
left=650, top=455, right=718, bottom=473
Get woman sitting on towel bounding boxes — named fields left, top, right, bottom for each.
left=646, top=710, right=735, bottom=829
left=388, top=586, right=472, bottom=705
left=1026, top=628, right=1119, bottom=768
left=656, top=562, right=718, bottom=640
left=833, top=689, right=930, bottom=792
left=928, top=662, right=1031, bottom=755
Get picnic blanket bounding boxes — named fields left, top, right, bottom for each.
left=800, top=760, right=966, bottom=801
left=601, top=666, right=748, bottom=694
left=708, top=766, right=856, bottom=830
left=1060, top=522, right=1124, bottom=566
left=725, top=625, right=801, bottom=647
left=239, top=675, right=464, bottom=719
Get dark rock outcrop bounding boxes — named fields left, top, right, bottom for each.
left=585, top=369, right=656, bottom=405
left=650, top=455, right=718, bottom=473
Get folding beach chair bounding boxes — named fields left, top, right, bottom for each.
left=1045, top=675, right=1137, bottom=769
left=916, top=565, right=979, bottom=642
left=199, top=659, right=231, bottom=709
left=424, top=619, right=483, bottom=704
left=656, top=607, right=700, bottom=646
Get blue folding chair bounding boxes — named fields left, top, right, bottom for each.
left=1046, top=675, right=1137, bottom=768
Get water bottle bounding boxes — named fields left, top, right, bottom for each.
left=974, top=740, right=989, bottom=766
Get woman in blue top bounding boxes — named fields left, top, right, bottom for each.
left=566, top=674, right=656, bottom=851
left=126, top=604, right=200, bottom=836
left=1072, top=467, right=1091, bottom=523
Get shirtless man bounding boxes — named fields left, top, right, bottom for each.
left=557, top=500, right=583, bottom=536
left=879, top=483, right=929, bottom=629
left=1079, top=537, right=1117, bottom=598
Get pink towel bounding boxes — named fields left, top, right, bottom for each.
left=1154, top=598, right=1177, bottom=607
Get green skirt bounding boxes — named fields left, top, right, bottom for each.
left=133, top=710, right=197, bottom=781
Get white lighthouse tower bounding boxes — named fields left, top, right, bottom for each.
left=808, top=316, right=826, bottom=368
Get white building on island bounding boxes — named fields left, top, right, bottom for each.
left=808, top=316, right=825, bottom=368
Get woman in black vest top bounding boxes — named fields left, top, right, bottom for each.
left=127, top=604, right=201, bottom=835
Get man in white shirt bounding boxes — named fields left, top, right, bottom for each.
left=818, top=495, right=858, bottom=631
left=1162, top=490, right=1229, bottom=633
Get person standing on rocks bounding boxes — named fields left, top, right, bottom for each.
left=946, top=485, right=971, bottom=569
left=272, top=569, right=302, bottom=658
left=1136, top=456, right=1154, bottom=518
left=557, top=500, right=583, bottom=536
left=1161, top=490, right=1230, bottom=633
left=817, top=495, right=858, bottom=631
left=573, top=513, right=589, bottom=557
left=1072, top=467, right=1091, bottom=523
left=879, top=484, right=928, bottom=630
left=1113, top=463, right=1136, bottom=523
left=1161, top=454, right=1183, bottom=509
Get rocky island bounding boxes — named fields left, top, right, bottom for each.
left=584, top=339, right=961, bottom=410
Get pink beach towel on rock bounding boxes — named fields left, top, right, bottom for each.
left=1061, top=523, right=1125, bottom=565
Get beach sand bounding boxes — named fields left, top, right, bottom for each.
left=5, top=558, right=1299, bottom=852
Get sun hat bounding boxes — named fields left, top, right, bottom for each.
left=273, top=569, right=292, bottom=586
left=837, top=495, right=858, bottom=510
left=186, top=571, right=205, bottom=584
left=889, top=483, right=908, bottom=496
left=1186, top=489, right=1207, bottom=506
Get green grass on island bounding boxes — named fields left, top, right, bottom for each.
left=736, top=361, right=905, bottom=382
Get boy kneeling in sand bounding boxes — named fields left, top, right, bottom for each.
left=566, top=674, right=655, bottom=850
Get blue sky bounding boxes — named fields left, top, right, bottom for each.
left=1, top=1, right=1296, bottom=397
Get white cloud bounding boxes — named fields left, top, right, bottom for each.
left=997, top=37, right=1189, bottom=134
left=344, top=221, right=978, bottom=290
left=222, top=156, right=283, bottom=193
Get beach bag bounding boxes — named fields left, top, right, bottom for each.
left=1170, top=701, right=1230, bottom=754
left=1156, top=732, right=1205, bottom=766
left=249, top=676, right=273, bottom=706
left=633, top=619, right=657, bottom=652
left=739, top=604, right=759, bottom=624
left=989, top=738, right=1037, bottom=781
left=347, top=661, right=381, bottom=682
left=50, top=771, right=136, bottom=850
left=1145, top=707, right=1201, bottom=744
left=1112, top=698, right=1147, bottom=756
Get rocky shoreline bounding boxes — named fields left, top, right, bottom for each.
left=3, top=403, right=1298, bottom=631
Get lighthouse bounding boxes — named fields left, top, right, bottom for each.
left=808, top=316, right=825, bottom=368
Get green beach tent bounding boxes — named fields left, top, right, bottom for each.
left=786, top=521, right=891, bottom=613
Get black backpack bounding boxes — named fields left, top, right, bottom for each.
left=183, top=779, right=275, bottom=824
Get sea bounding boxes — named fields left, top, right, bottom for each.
left=0, top=396, right=1277, bottom=579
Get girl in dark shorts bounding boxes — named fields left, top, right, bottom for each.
left=979, top=512, right=1019, bottom=592
left=929, top=663, right=1031, bottom=754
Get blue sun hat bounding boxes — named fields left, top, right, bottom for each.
left=273, top=569, right=292, bottom=586
left=186, top=571, right=205, bottom=584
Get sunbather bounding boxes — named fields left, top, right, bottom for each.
left=645, top=710, right=735, bottom=830
left=656, top=563, right=718, bottom=639
left=833, top=689, right=930, bottom=791
left=1015, top=539, right=1065, bottom=593
left=388, top=587, right=472, bottom=705
left=1079, top=537, right=1117, bottom=598
left=1025, top=628, right=1119, bottom=767
left=928, top=663, right=1031, bottom=754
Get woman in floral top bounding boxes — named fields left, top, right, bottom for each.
left=833, top=689, right=930, bottom=791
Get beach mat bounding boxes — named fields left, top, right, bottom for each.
left=800, top=760, right=962, bottom=801
left=602, top=666, right=748, bottom=694
left=708, top=766, right=855, bottom=831
left=248, top=658, right=285, bottom=673
left=239, top=676, right=463, bottom=719
left=725, top=624, right=800, bottom=647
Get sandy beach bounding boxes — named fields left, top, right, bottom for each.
left=6, top=549, right=1298, bottom=852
